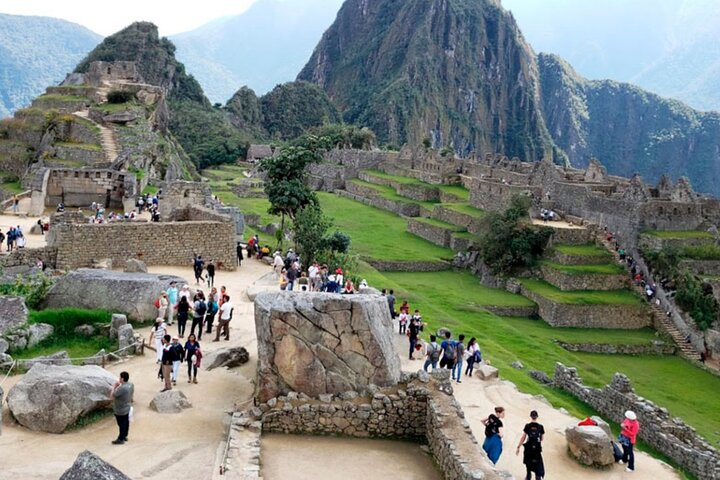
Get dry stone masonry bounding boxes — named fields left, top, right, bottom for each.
left=553, top=363, right=720, bottom=480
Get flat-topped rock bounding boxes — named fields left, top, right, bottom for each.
left=565, top=424, right=615, bottom=468
left=254, top=292, right=401, bottom=402
left=150, top=390, right=192, bottom=414
left=42, top=269, right=185, bottom=321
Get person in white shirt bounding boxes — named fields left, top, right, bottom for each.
left=214, top=295, right=233, bottom=341
left=273, top=253, right=284, bottom=275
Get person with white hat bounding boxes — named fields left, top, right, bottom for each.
left=619, top=410, right=640, bottom=472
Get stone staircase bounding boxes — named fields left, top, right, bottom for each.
left=597, top=234, right=702, bottom=361
left=73, top=110, right=119, bottom=163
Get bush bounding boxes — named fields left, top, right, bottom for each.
left=681, top=244, right=720, bottom=261
left=323, top=231, right=351, bottom=254
left=674, top=273, right=719, bottom=330
left=106, top=90, right=134, bottom=104
left=0, top=274, right=54, bottom=309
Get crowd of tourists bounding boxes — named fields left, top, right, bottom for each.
left=0, top=224, right=27, bottom=251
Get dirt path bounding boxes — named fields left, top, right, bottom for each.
left=396, top=336, right=680, bottom=480
left=0, top=260, right=267, bottom=479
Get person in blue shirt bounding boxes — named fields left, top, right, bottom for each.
left=166, top=281, right=179, bottom=326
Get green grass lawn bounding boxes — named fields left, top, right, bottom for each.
left=216, top=192, right=279, bottom=225
left=442, top=202, right=486, bottom=218
left=521, top=279, right=642, bottom=305
left=349, top=179, right=436, bottom=209
left=438, top=184, right=470, bottom=201
left=55, top=141, right=102, bottom=151
left=364, top=169, right=430, bottom=186
left=553, top=243, right=612, bottom=257
left=541, top=261, right=625, bottom=275
left=0, top=180, right=23, bottom=194
left=642, top=230, right=713, bottom=239
left=142, top=184, right=158, bottom=195
left=318, top=192, right=452, bottom=262
left=202, top=164, right=247, bottom=181
left=358, top=264, right=720, bottom=447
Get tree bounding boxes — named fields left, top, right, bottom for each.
left=292, top=204, right=331, bottom=263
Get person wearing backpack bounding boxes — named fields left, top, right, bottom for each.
left=424, top=334, right=441, bottom=372
left=516, top=410, right=545, bottom=479
left=439, top=331, right=456, bottom=370
left=205, top=295, right=219, bottom=335
left=452, top=334, right=466, bottom=383
left=482, top=406, right=506, bottom=465
left=619, top=410, right=640, bottom=473
left=191, top=295, right=207, bottom=340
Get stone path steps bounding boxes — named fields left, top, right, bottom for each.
left=213, top=412, right=262, bottom=480
left=73, top=110, right=119, bottom=163
left=598, top=235, right=702, bottom=361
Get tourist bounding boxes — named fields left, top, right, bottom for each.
left=214, top=294, right=233, bottom=341
left=205, top=294, right=219, bottom=335
left=156, top=293, right=168, bottom=320
left=286, top=263, right=298, bottom=291
left=253, top=234, right=260, bottom=256
left=176, top=296, right=190, bottom=338
left=399, top=300, right=410, bottom=316
left=407, top=314, right=421, bottom=360
left=411, top=309, right=423, bottom=331
left=36, top=219, right=44, bottom=235
left=206, top=259, right=216, bottom=287
left=397, top=310, right=408, bottom=335
left=516, top=410, right=545, bottom=480
left=160, top=335, right=173, bottom=391
left=110, top=371, right=134, bottom=445
left=279, top=269, right=289, bottom=290
left=246, top=236, right=256, bottom=258
left=424, top=334, right=440, bottom=372
left=16, top=233, right=26, bottom=249
left=482, top=406, right=506, bottom=465
left=465, top=337, right=481, bottom=377
left=149, top=318, right=167, bottom=363
left=325, top=271, right=338, bottom=293
left=193, top=255, right=205, bottom=285
left=191, top=293, right=207, bottom=340
left=308, top=262, right=319, bottom=291
left=236, top=242, right=244, bottom=267
left=184, top=334, right=202, bottom=384
left=166, top=281, right=178, bottom=326
left=335, top=268, right=344, bottom=290
left=11, top=194, right=18, bottom=213
left=619, top=410, right=640, bottom=472
left=387, top=289, right=396, bottom=318
left=273, top=252, right=284, bottom=275
left=453, top=334, right=466, bottom=383
left=341, top=279, right=355, bottom=294
left=180, top=284, right=192, bottom=303
left=170, top=336, right=184, bottom=385
left=439, top=331, right=456, bottom=370
left=358, top=279, right=368, bottom=289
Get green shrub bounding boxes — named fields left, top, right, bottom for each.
left=106, top=90, right=134, bottom=104
left=681, top=244, right=720, bottom=261
left=0, top=274, right=54, bottom=309
left=674, top=273, right=719, bottom=330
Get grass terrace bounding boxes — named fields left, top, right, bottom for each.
left=553, top=243, right=612, bottom=257
left=363, top=169, right=429, bottom=186
left=642, top=230, right=713, bottom=239
left=520, top=279, right=642, bottom=305
left=0, top=180, right=23, bottom=194
left=348, top=179, right=437, bottom=210
left=54, top=141, right=103, bottom=151
left=441, top=202, right=486, bottom=218
left=412, top=216, right=466, bottom=232
left=437, top=184, right=470, bottom=201
left=202, top=164, right=248, bottom=181
left=540, top=261, right=626, bottom=275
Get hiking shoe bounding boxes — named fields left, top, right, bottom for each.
left=111, top=440, right=125, bottom=445
left=625, top=467, right=634, bottom=473
left=193, top=378, right=198, bottom=384
left=188, top=378, right=192, bottom=383
left=457, top=380, right=462, bottom=384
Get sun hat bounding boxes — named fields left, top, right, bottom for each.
left=625, top=410, right=637, bottom=420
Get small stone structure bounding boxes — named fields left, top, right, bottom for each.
left=553, top=363, right=720, bottom=480
left=254, top=292, right=401, bottom=402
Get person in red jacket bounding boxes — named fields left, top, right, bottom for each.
left=619, top=410, right=640, bottom=472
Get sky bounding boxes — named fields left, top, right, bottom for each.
left=0, top=0, right=261, bottom=35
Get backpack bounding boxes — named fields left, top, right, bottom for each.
left=525, top=423, right=543, bottom=452
left=154, top=298, right=161, bottom=309
left=196, top=300, right=207, bottom=317
left=443, top=341, right=456, bottom=361
left=429, top=343, right=441, bottom=362
left=484, top=415, right=500, bottom=438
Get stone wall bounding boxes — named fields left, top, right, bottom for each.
left=406, top=218, right=453, bottom=248
left=546, top=227, right=596, bottom=246
left=337, top=190, right=421, bottom=217
left=470, top=179, right=541, bottom=213
left=51, top=144, right=105, bottom=166
left=364, top=259, right=451, bottom=272
left=396, top=183, right=440, bottom=202
left=639, top=233, right=713, bottom=251
left=678, top=259, right=720, bottom=276
left=43, top=168, right=136, bottom=209
left=556, top=341, right=676, bottom=355
left=549, top=250, right=610, bottom=266
left=0, top=247, right=57, bottom=271
left=553, top=363, right=720, bottom=480
left=432, top=205, right=483, bottom=234
left=250, top=373, right=509, bottom=480
left=520, top=286, right=651, bottom=329
left=49, top=221, right=236, bottom=271
left=540, top=265, right=629, bottom=291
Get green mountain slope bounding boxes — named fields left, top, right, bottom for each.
left=75, top=22, right=246, bottom=168
left=539, top=53, right=720, bottom=196
left=297, top=0, right=557, bottom=160
left=0, top=14, right=101, bottom=118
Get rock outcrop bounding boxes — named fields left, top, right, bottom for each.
left=565, top=424, right=615, bottom=468
left=205, top=346, right=250, bottom=370
left=59, top=450, right=131, bottom=480
left=124, top=258, right=148, bottom=273
left=0, top=296, right=29, bottom=336
left=42, top=269, right=185, bottom=321
left=7, top=364, right=115, bottom=433
left=254, top=292, right=401, bottom=402
left=150, top=390, right=192, bottom=414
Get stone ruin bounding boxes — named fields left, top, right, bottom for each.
left=222, top=291, right=512, bottom=480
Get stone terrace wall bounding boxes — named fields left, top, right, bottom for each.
left=50, top=221, right=236, bottom=271
left=553, top=363, right=720, bottom=480
left=540, top=265, right=628, bottom=291
left=407, top=218, right=453, bottom=247
left=556, top=341, right=676, bottom=355
left=521, top=286, right=651, bottom=329
left=337, top=190, right=421, bottom=217
left=0, top=247, right=57, bottom=271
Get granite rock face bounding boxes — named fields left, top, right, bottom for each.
left=565, top=424, right=615, bottom=468
left=254, top=292, right=401, bottom=402
left=42, top=269, right=185, bottom=321
left=0, top=296, right=29, bottom=336
left=27, top=323, right=54, bottom=348
left=59, top=450, right=131, bottom=480
left=7, top=364, right=115, bottom=433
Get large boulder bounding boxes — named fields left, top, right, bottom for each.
left=117, top=324, right=136, bottom=355
left=254, top=292, right=401, bottom=402
left=7, top=364, right=115, bottom=433
left=59, top=450, right=131, bottom=480
left=475, top=364, right=499, bottom=380
left=124, top=258, right=147, bottom=273
left=205, top=347, right=250, bottom=370
left=0, top=296, right=28, bottom=336
left=27, top=323, right=54, bottom=348
left=0, top=338, right=8, bottom=355
left=109, top=314, right=128, bottom=340
left=150, top=390, right=192, bottom=413
left=42, top=269, right=185, bottom=321
left=565, top=424, right=615, bottom=468
left=246, top=271, right=280, bottom=301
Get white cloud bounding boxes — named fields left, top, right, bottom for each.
left=0, top=0, right=260, bottom=36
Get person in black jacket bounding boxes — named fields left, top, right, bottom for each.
left=206, top=260, right=216, bottom=287
left=236, top=243, right=243, bottom=267
left=160, top=335, right=173, bottom=392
